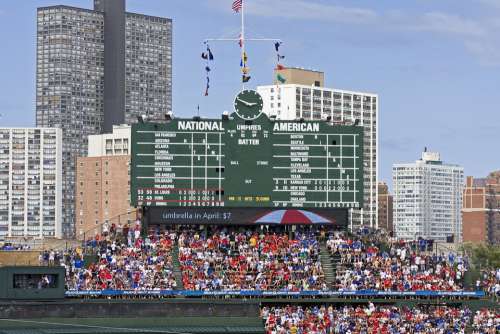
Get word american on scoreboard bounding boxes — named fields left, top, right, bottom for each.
left=130, top=113, right=364, bottom=209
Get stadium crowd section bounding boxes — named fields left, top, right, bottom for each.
left=260, top=304, right=499, bottom=334
left=61, top=223, right=178, bottom=290
left=178, top=226, right=325, bottom=290
left=327, top=231, right=468, bottom=291
left=41, top=224, right=500, bottom=296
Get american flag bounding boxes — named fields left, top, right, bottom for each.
left=232, top=0, right=243, bottom=13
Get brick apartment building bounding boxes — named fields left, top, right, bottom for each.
left=462, top=171, right=500, bottom=244
left=378, top=182, right=393, bottom=234
left=75, top=125, right=136, bottom=240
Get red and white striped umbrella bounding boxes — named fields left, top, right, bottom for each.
left=253, top=209, right=332, bottom=225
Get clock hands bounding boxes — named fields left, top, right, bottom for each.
left=236, top=97, right=257, bottom=107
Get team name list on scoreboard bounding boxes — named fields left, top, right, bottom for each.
left=131, top=115, right=363, bottom=209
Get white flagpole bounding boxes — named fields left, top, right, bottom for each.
left=241, top=0, right=245, bottom=90
left=204, top=0, right=283, bottom=94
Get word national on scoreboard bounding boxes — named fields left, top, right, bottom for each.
left=131, top=90, right=364, bottom=213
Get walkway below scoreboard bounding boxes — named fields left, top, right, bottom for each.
left=131, top=111, right=364, bottom=209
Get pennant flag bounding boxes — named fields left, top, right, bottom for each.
left=232, top=0, right=243, bottom=13
left=274, top=42, right=281, bottom=52
left=240, top=52, right=248, bottom=67
left=276, top=73, right=286, bottom=83
left=242, top=75, right=251, bottom=83
left=201, top=52, right=208, bottom=60
left=276, top=64, right=286, bottom=71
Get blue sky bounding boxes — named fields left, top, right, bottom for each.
left=0, top=0, right=499, bottom=187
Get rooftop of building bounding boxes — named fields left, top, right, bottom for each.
left=258, top=84, right=378, bottom=97
left=280, top=66, right=324, bottom=74
left=393, top=150, right=463, bottom=169
left=37, top=4, right=172, bottom=23
left=37, top=5, right=100, bottom=14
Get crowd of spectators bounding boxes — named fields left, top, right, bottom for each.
left=178, top=226, right=325, bottom=291
left=62, top=223, right=178, bottom=290
left=327, top=231, right=468, bottom=291
left=48, top=224, right=500, bottom=296
left=471, top=308, right=500, bottom=334
left=1, top=242, right=32, bottom=251
left=261, top=304, right=498, bottom=334
left=479, top=269, right=500, bottom=298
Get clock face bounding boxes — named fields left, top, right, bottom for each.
left=233, top=90, right=264, bottom=121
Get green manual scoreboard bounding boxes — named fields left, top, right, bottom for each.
left=131, top=90, right=363, bottom=210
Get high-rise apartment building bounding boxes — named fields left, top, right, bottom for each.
left=462, top=173, right=500, bottom=244
left=393, top=151, right=464, bottom=242
left=378, top=182, right=393, bottom=234
left=258, top=68, right=378, bottom=229
left=36, top=0, right=172, bottom=237
left=0, top=128, right=62, bottom=239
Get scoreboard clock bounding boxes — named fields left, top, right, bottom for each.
left=234, top=89, right=264, bottom=120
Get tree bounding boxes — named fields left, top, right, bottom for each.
left=462, top=243, right=500, bottom=269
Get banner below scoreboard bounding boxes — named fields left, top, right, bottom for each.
left=146, top=207, right=348, bottom=226
left=131, top=112, right=364, bottom=209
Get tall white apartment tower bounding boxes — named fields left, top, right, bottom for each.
left=392, top=151, right=464, bottom=242
left=257, top=68, right=378, bottom=229
left=0, top=128, right=62, bottom=239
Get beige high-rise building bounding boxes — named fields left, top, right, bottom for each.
left=75, top=126, right=135, bottom=240
left=273, top=67, right=324, bottom=87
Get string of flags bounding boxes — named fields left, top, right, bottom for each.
left=201, top=38, right=287, bottom=95
left=200, top=0, right=288, bottom=95
left=274, top=41, right=287, bottom=84
left=202, top=43, right=214, bottom=96
left=239, top=36, right=251, bottom=83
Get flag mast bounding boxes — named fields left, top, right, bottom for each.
left=203, top=0, right=282, bottom=93
left=241, top=0, right=245, bottom=90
